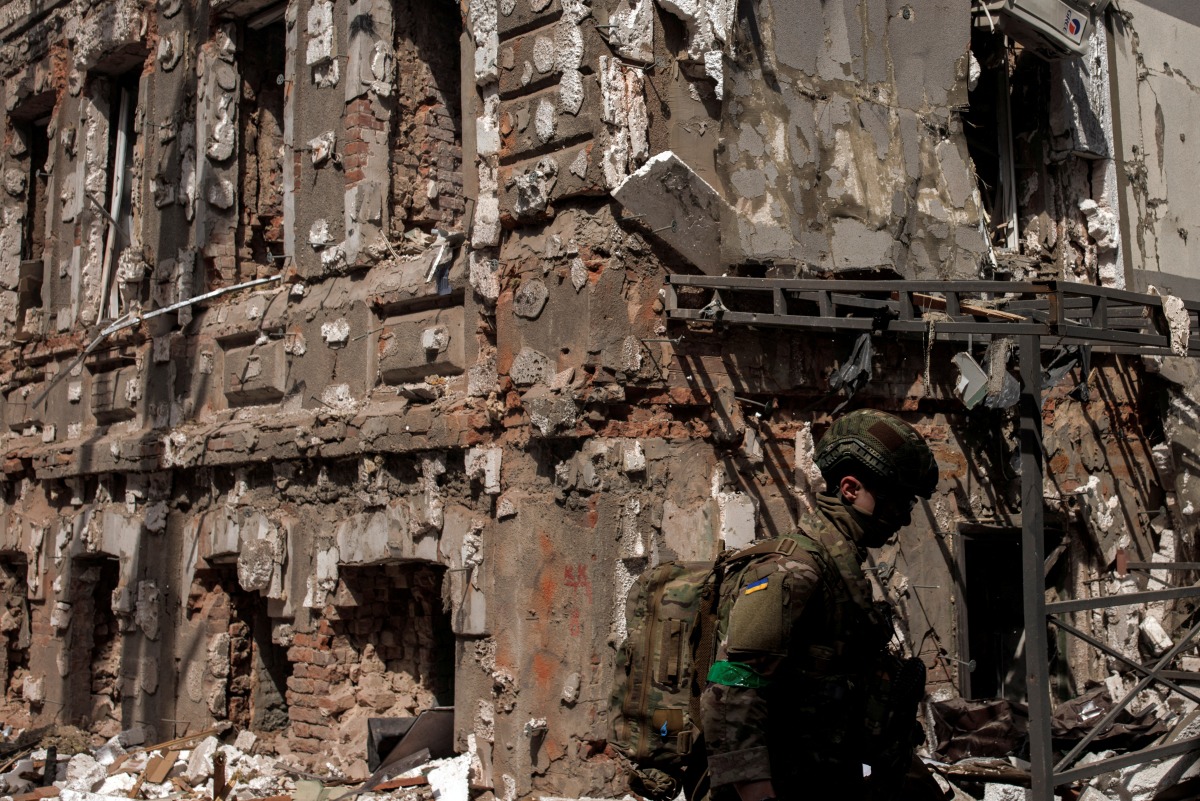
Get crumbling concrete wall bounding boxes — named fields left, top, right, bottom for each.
left=712, top=0, right=988, bottom=275
left=1110, top=2, right=1200, bottom=283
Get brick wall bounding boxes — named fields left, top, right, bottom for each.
left=391, top=0, right=464, bottom=232
left=285, top=562, right=453, bottom=760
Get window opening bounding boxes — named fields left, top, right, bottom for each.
left=9, top=89, right=54, bottom=341
left=237, top=15, right=287, bottom=276
left=21, top=119, right=49, bottom=264
left=97, top=70, right=140, bottom=322
left=393, top=0, right=464, bottom=233
left=966, top=27, right=1020, bottom=253
left=0, top=555, right=30, bottom=706
left=285, top=562, right=453, bottom=755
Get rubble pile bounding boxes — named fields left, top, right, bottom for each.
left=924, top=685, right=1200, bottom=801
left=0, top=729, right=471, bottom=801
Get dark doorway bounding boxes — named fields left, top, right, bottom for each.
left=68, top=557, right=121, bottom=728
left=193, top=566, right=291, bottom=730
left=0, top=555, right=30, bottom=704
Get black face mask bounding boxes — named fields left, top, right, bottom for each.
left=842, top=494, right=913, bottom=549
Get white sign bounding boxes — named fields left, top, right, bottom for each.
left=1061, top=2, right=1088, bottom=45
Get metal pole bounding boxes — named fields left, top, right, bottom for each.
left=1020, top=334, right=1054, bottom=801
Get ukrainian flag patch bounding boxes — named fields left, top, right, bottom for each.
left=743, top=577, right=769, bottom=596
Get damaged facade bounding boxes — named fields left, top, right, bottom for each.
left=0, top=0, right=1198, bottom=799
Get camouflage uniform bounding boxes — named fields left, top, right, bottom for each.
left=700, top=409, right=939, bottom=801
left=700, top=493, right=895, bottom=798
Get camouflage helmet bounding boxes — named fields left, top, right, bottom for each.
left=815, top=409, right=937, bottom=499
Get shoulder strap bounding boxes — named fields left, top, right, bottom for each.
left=727, top=536, right=799, bottom=563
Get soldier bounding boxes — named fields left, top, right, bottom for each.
left=699, top=409, right=941, bottom=801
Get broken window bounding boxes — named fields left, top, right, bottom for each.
left=966, top=27, right=1024, bottom=258
left=0, top=555, right=30, bottom=706
left=98, top=69, right=142, bottom=321
left=67, top=557, right=121, bottom=729
left=237, top=8, right=287, bottom=276
left=8, top=91, right=54, bottom=342
left=392, top=0, right=464, bottom=233
left=190, top=566, right=291, bottom=731
left=967, top=13, right=1119, bottom=285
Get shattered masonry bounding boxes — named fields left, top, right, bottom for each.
left=0, top=0, right=1197, bottom=799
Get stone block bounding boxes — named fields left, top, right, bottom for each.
left=497, top=0, right=562, bottom=39
left=612, top=151, right=730, bottom=275
left=4, top=384, right=42, bottom=432
left=367, top=250, right=467, bottom=314
left=223, top=340, right=288, bottom=406
left=499, top=79, right=599, bottom=162
left=334, top=498, right=437, bottom=566
left=716, top=490, right=756, bottom=550
left=510, top=346, right=551, bottom=387
left=90, top=367, right=140, bottom=424
left=497, top=22, right=606, bottom=98
left=379, top=307, right=466, bottom=384
left=466, top=447, right=502, bottom=495
left=497, top=145, right=606, bottom=224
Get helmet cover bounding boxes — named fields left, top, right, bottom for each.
left=814, top=409, right=938, bottom=499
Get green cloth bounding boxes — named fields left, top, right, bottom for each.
left=707, top=660, right=770, bottom=688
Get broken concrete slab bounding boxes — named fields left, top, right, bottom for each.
left=612, top=151, right=731, bottom=275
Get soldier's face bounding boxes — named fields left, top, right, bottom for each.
left=841, top=476, right=917, bottom=546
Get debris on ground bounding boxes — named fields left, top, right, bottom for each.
left=924, top=684, right=1200, bottom=801
left=0, top=727, right=471, bottom=801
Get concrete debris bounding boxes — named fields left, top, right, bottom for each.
left=1148, top=286, right=1191, bottom=357
left=613, top=151, right=731, bottom=274
left=3, top=728, right=449, bottom=801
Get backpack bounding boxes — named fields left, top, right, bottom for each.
left=609, top=536, right=812, bottom=799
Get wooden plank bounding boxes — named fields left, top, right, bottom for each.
left=143, top=751, right=179, bottom=785
left=373, top=777, right=428, bottom=791
left=898, top=291, right=1029, bottom=322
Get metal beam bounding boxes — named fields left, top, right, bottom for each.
left=1048, top=616, right=1200, bottom=706
left=1054, top=617, right=1200, bottom=773
left=1053, top=736, right=1200, bottom=786
left=1046, top=585, right=1200, bottom=615
left=1020, top=334, right=1054, bottom=801
left=663, top=277, right=1200, bottom=355
left=659, top=276, right=1200, bottom=793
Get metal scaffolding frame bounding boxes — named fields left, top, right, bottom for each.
left=663, top=277, right=1200, bottom=800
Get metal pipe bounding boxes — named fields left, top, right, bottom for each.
left=30, top=274, right=282, bottom=409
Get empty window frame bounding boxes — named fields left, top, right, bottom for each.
left=237, top=7, right=288, bottom=275
left=97, top=70, right=141, bottom=322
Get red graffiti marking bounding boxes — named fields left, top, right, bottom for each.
left=564, top=564, right=593, bottom=602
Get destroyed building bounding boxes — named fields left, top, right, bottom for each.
left=0, top=0, right=1199, bottom=799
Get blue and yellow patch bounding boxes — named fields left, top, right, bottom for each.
left=743, top=577, right=769, bottom=596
